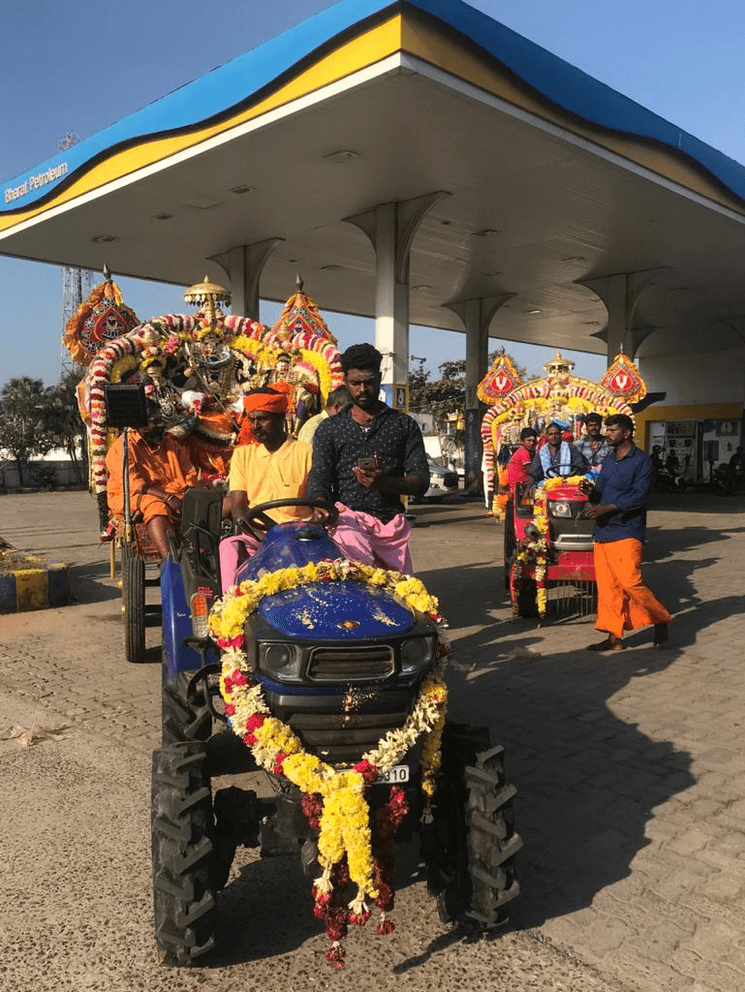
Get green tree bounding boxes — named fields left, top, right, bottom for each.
left=0, top=377, right=55, bottom=486
left=409, top=351, right=527, bottom=432
left=41, top=370, right=89, bottom=485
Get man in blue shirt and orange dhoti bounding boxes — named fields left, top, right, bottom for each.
left=580, top=413, right=671, bottom=652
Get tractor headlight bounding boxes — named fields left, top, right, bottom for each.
left=549, top=501, right=572, bottom=518
left=400, top=635, right=435, bottom=676
left=259, top=642, right=303, bottom=681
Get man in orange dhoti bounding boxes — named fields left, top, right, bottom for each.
left=581, top=414, right=671, bottom=651
left=106, top=429, right=202, bottom=558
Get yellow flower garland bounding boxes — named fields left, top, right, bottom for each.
left=299, top=347, right=332, bottom=404
left=209, top=559, right=443, bottom=640
left=209, top=559, right=449, bottom=912
left=511, top=475, right=587, bottom=618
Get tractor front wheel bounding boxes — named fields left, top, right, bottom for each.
left=509, top=559, right=538, bottom=618
left=161, top=668, right=212, bottom=746
left=151, top=741, right=217, bottom=966
left=422, top=723, right=522, bottom=931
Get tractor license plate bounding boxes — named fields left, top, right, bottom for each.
left=376, top=765, right=409, bottom=785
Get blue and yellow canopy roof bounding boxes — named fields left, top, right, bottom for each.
left=3, top=0, right=745, bottom=223
left=3, top=0, right=745, bottom=360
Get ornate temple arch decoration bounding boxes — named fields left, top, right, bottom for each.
left=63, top=266, right=140, bottom=367
left=478, top=349, right=643, bottom=494
left=78, top=275, right=343, bottom=529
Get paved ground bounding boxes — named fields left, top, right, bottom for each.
left=1, top=489, right=744, bottom=991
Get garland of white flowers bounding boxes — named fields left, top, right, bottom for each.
left=207, top=558, right=449, bottom=967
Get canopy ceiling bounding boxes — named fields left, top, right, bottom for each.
left=3, top=0, right=745, bottom=360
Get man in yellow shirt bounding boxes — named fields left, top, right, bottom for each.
left=222, top=388, right=313, bottom=587
left=229, top=388, right=313, bottom=525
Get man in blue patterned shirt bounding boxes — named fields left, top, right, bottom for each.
left=309, top=343, right=429, bottom=572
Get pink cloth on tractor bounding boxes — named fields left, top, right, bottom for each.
left=219, top=534, right=260, bottom=592
left=218, top=503, right=413, bottom=592
left=328, top=504, right=413, bottom=574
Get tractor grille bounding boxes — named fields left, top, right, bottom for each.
left=265, top=684, right=415, bottom=765
left=307, top=645, right=395, bottom=682
left=287, top=706, right=410, bottom=764
left=546, top=580, right=597, bottom=618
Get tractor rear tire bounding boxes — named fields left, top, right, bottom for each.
left=122, top=545, right=146, bottom=663
left=152, top=742, right=217, bottom=966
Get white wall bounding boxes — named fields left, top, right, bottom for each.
left=0, top=452, right=84, bottom=489
left=640, top=348, right=745, bottom=406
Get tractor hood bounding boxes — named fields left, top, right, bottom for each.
left=258, top=580, right=415, bottom=640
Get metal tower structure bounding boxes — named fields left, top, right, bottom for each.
left=59, top=133, right=97, bottom=382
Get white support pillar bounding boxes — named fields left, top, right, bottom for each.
left=444, top=294, right=515, bottom=491
left=208, top=238, right=284, bottom=320
left=345, top=192, right=449, bottom=387
left=578, top=268, right=668, bottom=363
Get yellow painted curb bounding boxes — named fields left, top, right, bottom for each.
left=15, top=568, right=49, bottom=612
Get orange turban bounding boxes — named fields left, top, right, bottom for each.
left=241, top=389, right=289, bottom=416
left=237, top=389, right=290, bottom=446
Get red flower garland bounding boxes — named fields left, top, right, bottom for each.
left=301, top=782, right=410, bottom=965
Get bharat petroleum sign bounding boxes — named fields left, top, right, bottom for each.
left=4, top=162, right=68, bottom=204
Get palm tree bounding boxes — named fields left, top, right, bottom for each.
left=42, top=371, right=89, bottom=484
left=0, top=377, right=54, bottom=487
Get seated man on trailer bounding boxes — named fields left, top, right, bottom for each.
left=105, top=426, right=204, bottom=559
left=507, top=427, right=538, bottom=493
left=573, top=412, right=611, bottom=478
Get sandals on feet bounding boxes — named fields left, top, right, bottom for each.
left=653, top=623, right=669, bottom=647
left=587, top=638, right=625, bottom=652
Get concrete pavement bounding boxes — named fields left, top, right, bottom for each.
left=1, top=489, right=744, bottom=991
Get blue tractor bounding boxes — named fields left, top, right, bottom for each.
left=151, top=489, right=522, bottom=965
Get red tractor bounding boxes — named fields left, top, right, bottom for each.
left=504, top=477, right=596, bottom=619
left=478, top=349, right=648, bottom=622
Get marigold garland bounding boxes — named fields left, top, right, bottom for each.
left=209, top=558, right=449, bottom=966
left=510, top=475, right=588, bottom=619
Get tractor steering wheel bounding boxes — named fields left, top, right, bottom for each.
left=236, top=498, right=339, bottom=541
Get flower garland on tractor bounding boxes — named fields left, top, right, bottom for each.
left=208, top=559, right=449, bottom=968
left=510, top=475, right=587, bottom=619
left=509, top=526, right=548, bottom=619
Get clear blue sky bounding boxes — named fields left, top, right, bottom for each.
left=2, top=0, right=744, bottom=387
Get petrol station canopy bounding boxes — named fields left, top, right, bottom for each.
left=3, top=0, right=745, bottom=361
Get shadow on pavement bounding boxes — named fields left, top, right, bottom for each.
left=418, top=534, right=709, bottom=932
left=204, top=856, right=322, bottom=966
left=69, top=561, right=120, bottom=604
left=647, top=492, right=745, bottom=515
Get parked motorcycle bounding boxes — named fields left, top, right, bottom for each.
left=710, top=463, right=733, bottom=495
left=654, top=464, right=686, bottom=493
